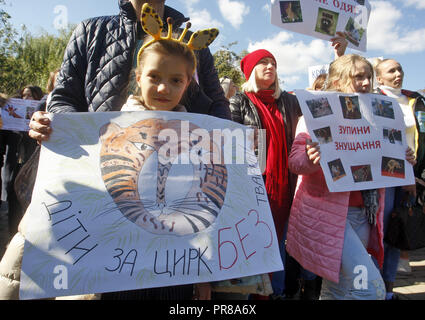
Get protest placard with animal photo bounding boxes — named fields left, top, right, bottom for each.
left=294, top=89, right=415, bottom=192
left=0, top=98, right=39, bottom=131
left=271, top=0, right=371, bottom=52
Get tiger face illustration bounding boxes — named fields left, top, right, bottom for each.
left=99, top=118, right=227, bottom=236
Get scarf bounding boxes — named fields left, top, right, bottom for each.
left=121, top=95, right=186, bottom=112
left=245, top=90, right=290, bottom=240
left=378, top=86, right=417, bottom=152
left=361, top=189, right=379, bottom=226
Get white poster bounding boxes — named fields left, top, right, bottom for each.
left=0, top=98, right=39, bottom=131
left=308, top=64, right=330, bottom=88
left=294, top=89, right=415, bottom=192
left=271, top=0, right=371, bottom=52
left=19, top=111, right=283, bottom=299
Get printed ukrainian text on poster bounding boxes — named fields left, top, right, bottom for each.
left=19, top=111, right=283, bottom=299
left=271, top=0, right=371, bottom=52
left=294, top=89, right=415, bottom=192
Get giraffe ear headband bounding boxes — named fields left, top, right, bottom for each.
left=137, top=3, right=219, bottom=72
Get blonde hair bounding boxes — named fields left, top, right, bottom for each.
left=311, top=73, right=327, bottom=91
left=136, top=34, right=196, bottom=80
left=324, top=54, right=374, bottom=93
left=134, top=34, right=196, bottom=102
left=373, top=58, right=392, bottom=78
left=241, top=64, right=282, bottom=99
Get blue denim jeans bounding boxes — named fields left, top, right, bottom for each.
left=320, top=207, right=386, bottom=300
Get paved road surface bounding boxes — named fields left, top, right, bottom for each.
left=1, top=201, right=424, bottom=300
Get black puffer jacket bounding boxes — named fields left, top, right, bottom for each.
left=48, top=0, right=230, bottom=119
left=229, top=91, right=302, bottom=199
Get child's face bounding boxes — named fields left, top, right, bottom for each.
left=348, top=61, right=372, bottom=94
left=137, top=50, right=190, bottom=111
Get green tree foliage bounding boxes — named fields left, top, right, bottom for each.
left=0, top=0, right=19, bottom=95
left=13, top=28, right=74, bottom=93
left=213, top=42, right=245, bottom=88
left=0, top=1, right=74, bottom=96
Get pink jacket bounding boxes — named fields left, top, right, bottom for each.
left=286, top=127, right=385, bottom=283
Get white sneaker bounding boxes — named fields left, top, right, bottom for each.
left=397, top=258, right=412, bottom=273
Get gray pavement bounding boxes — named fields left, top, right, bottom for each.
left=393, top=247, right=425, bottom=300
left=1, top=200, right=424, bottom=299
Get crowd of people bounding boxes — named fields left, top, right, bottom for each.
left=0, top=85, right=46, bottom=238
left=0, top=0, right=424, bottom=300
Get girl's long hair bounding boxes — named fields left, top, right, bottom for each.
left=324, top=54, right=374, bottom=93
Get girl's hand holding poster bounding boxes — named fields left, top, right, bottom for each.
left=271, top=0, right=371, bottom=52
left=294, top=89, right=415, bottom=192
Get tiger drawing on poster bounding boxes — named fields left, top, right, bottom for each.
left=99, top=118, right=227, bottom=236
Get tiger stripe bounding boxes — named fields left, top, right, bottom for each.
left=99, top=118, right=227, bottom=236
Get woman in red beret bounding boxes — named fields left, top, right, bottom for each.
left=229, top=49, right=302, bottom=298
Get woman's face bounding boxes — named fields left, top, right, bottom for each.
left=348, top=61, right=372, bottom=93
left=255, top=57, right=277, bottom=90
left=22, top=88, right=34, bottom=100
left=377, top=59, right=404, bottom=89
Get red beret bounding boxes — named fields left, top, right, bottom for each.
left=240, top=49, right=276, bottom=80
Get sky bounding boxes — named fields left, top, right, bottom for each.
left=3, top=0, right=425, bottom=91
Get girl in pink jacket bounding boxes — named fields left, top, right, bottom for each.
left=286, top=54, right=416, bottom=299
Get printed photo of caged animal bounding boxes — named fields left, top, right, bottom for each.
left=99, top=118, right=228, bottom=236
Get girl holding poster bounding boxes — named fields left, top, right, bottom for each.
left=286, top=54, right=415, bottom=300
left=1, top=3, right=218, bottom=301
